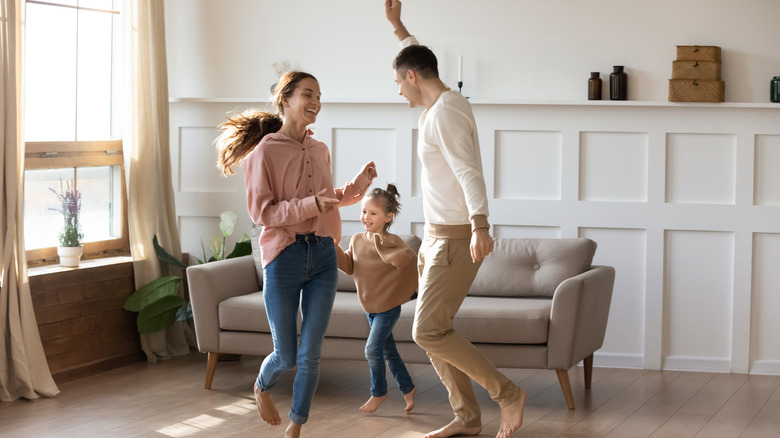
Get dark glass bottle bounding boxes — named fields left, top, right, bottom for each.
left=610, top=65, right=627, bottom=100
left=772, top=76, right=780, bottom=103
left=588, top=72, right=602, bottom=100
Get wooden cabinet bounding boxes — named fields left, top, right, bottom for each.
left=29, top=258, right=144, bottom=383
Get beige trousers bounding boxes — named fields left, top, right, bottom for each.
left=413, top=227, right=523, bottom=428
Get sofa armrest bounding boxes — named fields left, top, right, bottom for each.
left=547, top=265, right=615, bottom=369
left=186, top=255, right=261, bottom=353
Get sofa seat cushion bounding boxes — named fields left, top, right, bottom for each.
left=219, top=291, right=268, bottom=332
left=325, top=291, right=372, bottom=338
left=451, top=296, right=551, bottom=344
left=329, top=295, right=550, bottom=345
left=219, top=291, right=380, bottom=336
left=218, top=292, right=551, bottom=346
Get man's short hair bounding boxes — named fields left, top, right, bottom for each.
left=393, top=45, right=439, bottom=79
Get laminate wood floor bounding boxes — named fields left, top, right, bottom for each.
left=2, top=353, right=779, bottom=437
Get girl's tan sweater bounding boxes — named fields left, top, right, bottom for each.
left=336, top=232, right=418, bottom=314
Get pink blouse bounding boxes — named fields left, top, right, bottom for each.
left=243, top=132, right=372, bottom=266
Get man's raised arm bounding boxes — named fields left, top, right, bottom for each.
left=385, top=0, right=411, bottom=41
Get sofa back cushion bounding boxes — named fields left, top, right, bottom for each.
left=336, top=233, right=422, bottom=292
left=468, top=238, right=596, bottom=298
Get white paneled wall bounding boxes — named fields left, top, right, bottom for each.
left=170, top=99, right=780, bottom=375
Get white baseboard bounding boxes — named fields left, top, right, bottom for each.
left=591, top=352, right=644, bottom=369
left=749, top=360, right=780, bottom=375
left=589, top=354, right=780, bottom=376
left=662, top=355, right=731, bottom=373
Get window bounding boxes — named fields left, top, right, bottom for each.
left=23, top=0, right=127, bottom=264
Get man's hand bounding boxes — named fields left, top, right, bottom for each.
left=385, top=0, right=403, bottom=29
left=470, top=228, right=494, bottom=263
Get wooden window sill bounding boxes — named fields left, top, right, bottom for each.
left=28, top=255, right=134, bottom=277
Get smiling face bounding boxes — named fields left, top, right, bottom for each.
left=281, top=77, right=321, bottom=126
left=361, top=197, right=393, bottom=236
left=394, top=69, right=421, bottom=108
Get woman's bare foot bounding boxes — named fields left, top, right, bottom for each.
left=359, top=394, right=389, bottom=413
left=403, top=387, right=417, bottom=413
left=496, top=388, right=527, bottom=438
left=423, top=419, right=481, bottom=438
left=285, top=421, right=301, bottom=438
left=254, top=383, right=281, bottom=426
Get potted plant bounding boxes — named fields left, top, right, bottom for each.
left=124, top=211, right=252, bottom=334
left=50, top=180, right=84, bottom=267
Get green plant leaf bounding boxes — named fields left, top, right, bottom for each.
left=137, top=295, right=187, bottom=333
left=153, top=235, right=188, bottom=270
left=176, top=302, right=193, bottom=321
left=219, top=211, right=238, bottom=237
left=124, top=276, right=182, bottom=312
left=226, top=239, right=252, bottom=259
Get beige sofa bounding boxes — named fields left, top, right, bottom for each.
left=187, top=235, right=615, bottom=409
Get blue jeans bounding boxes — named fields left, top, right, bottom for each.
left=256, top=234, right=338, bottom=425
left=365, top=305, right=415, bottom=397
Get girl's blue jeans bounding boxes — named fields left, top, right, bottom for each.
left=256, top=234, right=338, bottom=425
left=365, top=305, right=415, bottom=397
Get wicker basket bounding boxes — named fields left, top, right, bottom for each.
left=672, top=60, right=721, bottom=80
left=668, top=79, right=724, bottom=102
left=676, top=45, right=721, bottom=62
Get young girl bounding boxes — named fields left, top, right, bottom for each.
left=335, top=184, right=417, bottom=414
left=215, top=71, right=377, bottom=438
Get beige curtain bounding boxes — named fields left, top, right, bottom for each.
left=0, top=0, right=59, bottom=401
left=124, top=0, right=191, bottom=361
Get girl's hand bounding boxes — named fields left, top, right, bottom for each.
left=361, top=161, right=378, bottom=180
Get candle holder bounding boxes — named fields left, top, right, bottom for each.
left=458, top=81, right=463, bottom=94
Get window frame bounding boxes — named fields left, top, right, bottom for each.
left=23, top=0, right=128, bottom=266
left=24, top=141, right=130, bottom=265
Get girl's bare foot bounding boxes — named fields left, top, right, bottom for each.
left=423, top=419, right=481, bottom=438
left=285, top=421, right=301, bottom=438
left=254, top=383, right=281, bottom=426
left=496, top=388, right=527, bottom=438
left=359, top=393, right=389, bottom=413
left=403, top=387, right=416, bottom=413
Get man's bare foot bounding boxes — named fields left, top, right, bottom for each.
left=359, top=393, right=389, bottom=413
left=285, top=421, right=301, bottom=438
left=496, top=388, right=527, bottom=438
left=403, top=387, right=417, bottom=413
left=254, top=383, right=281, bottom=426
left=423, top=419, right=482, bottom=438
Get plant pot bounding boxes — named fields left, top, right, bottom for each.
left=58, top=246, right=83, bottom=267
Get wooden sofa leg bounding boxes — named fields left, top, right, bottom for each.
left=555, top=369, right=576, bottom=410
left=205, top=352, right=219, bottom=390
left=583, top=353, right=594, bottom=389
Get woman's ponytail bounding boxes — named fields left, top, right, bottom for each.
left=215, top=109, right=282, bottom=176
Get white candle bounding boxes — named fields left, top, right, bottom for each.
left=458, top=54, right=463, bottom=82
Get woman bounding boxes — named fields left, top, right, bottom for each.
left=215, top=71, right=377, bottom=437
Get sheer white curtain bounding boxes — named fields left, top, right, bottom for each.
left=0, top=0, right=59, bottom=401
left=123, top=0, right=191, bottom=361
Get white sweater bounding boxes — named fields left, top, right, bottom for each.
left=401, top=36, right=490, bottom=229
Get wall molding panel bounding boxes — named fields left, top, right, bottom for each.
left=171, top=100, right=780, bottom=375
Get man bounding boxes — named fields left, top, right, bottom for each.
left=384, top=1, right=527, bottom=438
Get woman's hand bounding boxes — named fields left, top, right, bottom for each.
left=361, top=161, right=378, bottom=181
left=315, top=189, right=339, bottom=214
